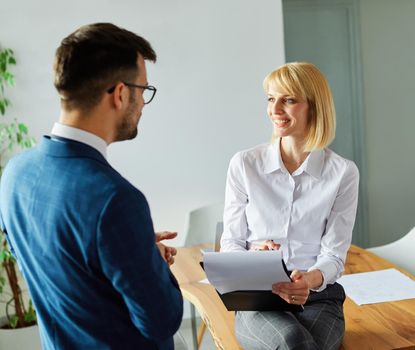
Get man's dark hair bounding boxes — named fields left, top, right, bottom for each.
left=54, top=23, right=156, bottom=111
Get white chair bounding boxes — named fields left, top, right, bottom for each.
left=173, top=331, right=188, bottom=350
left=184, top=202, right=224, bottom=248
left=183, top=202, right=224, bottom=350
left=367, top=226, right=415, bottom=275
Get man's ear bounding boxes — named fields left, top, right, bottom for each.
left=112, top=82, right=127, bottom=110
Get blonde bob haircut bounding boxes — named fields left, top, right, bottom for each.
left=263, top=62, right=336, bottom=151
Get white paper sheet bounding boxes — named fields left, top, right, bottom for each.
left=337, top=268, right=415, bottom=305
left=203, top=251, right=291, bottom=294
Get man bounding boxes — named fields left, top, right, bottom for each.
left=0, top=23, right=183, bottom=349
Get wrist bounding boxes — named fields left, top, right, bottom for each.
left=304, top=269, right=323, bottom=290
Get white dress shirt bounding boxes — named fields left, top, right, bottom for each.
left=220, top=139, right=359, bottom=291
left=51, top=122, right=107, bottom=159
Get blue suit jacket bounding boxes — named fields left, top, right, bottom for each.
left=0, top=136, right=183, bottom=349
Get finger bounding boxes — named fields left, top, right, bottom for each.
left=251, top=245, right=268, bottom=251
left=278, top=283, right=309, bottom=294
left=165, top=247, right=177, bottom=257
left=265, top=240, right=280, bottom=250
left=156, top=231, right=178, bottom=242
left=273, top=290, right=291, bottom=303
left=275, top=290, right=308, bottom=304
left=273, top=282, right=309, bottom=295
left=158, top=231, right=178, bottom=240
left=275, top=280, right=307, bottom=291
left=265, top=241, right=275, bottom=250
left=156, top=243, right=167, bottom=261
left=272, top=283, right=308, bottom=294
left=290, top=269, right=304, bottom=282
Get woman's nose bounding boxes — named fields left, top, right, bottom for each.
left=272, top=100, right=283, bottom=114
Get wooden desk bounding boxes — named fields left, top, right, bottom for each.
left=171, top=245, right=415, bottom=350
left=341, top=245, right=415, bottom=350
left=171, top=244, right=241, bottom=350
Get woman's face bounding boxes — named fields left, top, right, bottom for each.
left=267, top=86, right=309, bottom=140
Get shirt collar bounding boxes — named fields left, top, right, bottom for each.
left=262, top=138, right=324, bottom=178
left=51, top=122, right=107, bottom=159
left=303, top=148, right=324, bottom=179
left=263, top=140, right=284, bottom=174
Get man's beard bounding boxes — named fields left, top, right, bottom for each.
left=114, top=93, right=139, bottom=142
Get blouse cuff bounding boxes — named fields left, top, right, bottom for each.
left=308, top=258, right=341, bottom=292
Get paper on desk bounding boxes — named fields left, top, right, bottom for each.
left=203, top=251, right=290, bottom=294
left=337, top=268, right=415, bottom=305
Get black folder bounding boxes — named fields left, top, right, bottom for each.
left=200, top=261, right=304, bottom=312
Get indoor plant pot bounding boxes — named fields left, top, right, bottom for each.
left=0, top=316, right=41, bottom=349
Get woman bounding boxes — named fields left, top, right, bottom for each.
left=220, top=62, right=359, bottom=350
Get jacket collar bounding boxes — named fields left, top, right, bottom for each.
left=38, top=135, right=109, bottom=167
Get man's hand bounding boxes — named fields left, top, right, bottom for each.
left=156, top=231, right=177, bottom=242
left=249, top=240, right=281, bottom=251
left=155, top=231, right=178, bottom=266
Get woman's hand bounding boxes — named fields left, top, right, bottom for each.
left=249, top=240, right=281, bottom=251
left=271, top=269, right=323, bottom=305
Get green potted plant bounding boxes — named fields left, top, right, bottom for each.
left=0, top=46, right=38, bottom=346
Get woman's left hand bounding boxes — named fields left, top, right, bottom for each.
left=272, top=269, right=323, bottom=305
left=272, top=270, right=310, bottom=304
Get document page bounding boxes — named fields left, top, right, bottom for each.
left=337, top=268, right=415, bottom=305
left=203, top=251, right=291, bottom=294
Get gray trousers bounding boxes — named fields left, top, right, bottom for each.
left=235, top=283, right=346, bottom=350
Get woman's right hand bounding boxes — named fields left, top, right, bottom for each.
left=249, top=240, right=280, bottom=251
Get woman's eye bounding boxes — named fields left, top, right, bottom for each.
left=284, top=98, right=296, bottom=104
left=267, top=97, right=275, bottom=102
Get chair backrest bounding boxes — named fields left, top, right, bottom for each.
left=184, top=202, right=224, bottom=248
left=215, top=222, right=224, bottom=252
left=367, top=226, right=415, bottom=275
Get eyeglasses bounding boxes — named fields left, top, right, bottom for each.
left=107, top=82, right=157, bottom=104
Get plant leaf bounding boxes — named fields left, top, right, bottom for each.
left=24, top=301, right=37, bottom=323
left=10, top=315, right=18, bottom=328
left=0, top=250, right=7, bottom=263
left=18, top=123, right=28, bottom=134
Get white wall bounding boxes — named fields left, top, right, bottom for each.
left=0, top=0, right=285, bottom=245
left=359, top=0, right=415, bottom=246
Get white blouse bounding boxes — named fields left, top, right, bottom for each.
left=220, top=140, right=359, bottom=291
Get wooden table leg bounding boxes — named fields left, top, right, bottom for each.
left=190, top=303, right=198, bottom=350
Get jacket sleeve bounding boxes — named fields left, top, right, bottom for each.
left=96, top=185, right=183, bottom=342
left=0, top=212, right=17, bottom=260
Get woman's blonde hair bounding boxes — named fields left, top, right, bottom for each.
left=263, top=62, right=336, bottom=151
